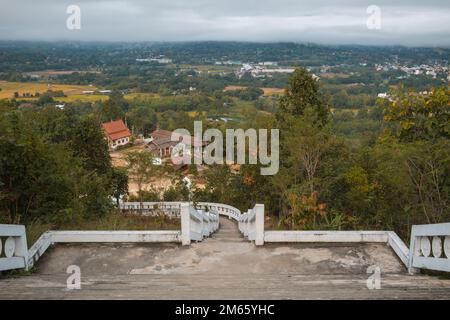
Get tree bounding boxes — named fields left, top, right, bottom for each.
left=289, top=122, right=332, bottom=195
left=111, top=168, right=129, bottom=207
left=68, top=116, right=112, bottom=175
left=277, top=68, right=329, bottom=127
left=239, top=87, right=264, bottom=101
left=126, top=151, right=158, bottom=208
left=37, top=91, right=55, bottom=106
left=382, top=87, right=449, bottom=142
left=163, top=177, right=190, bottom=201
left=99, top=99, right=125, bottom=122
left=333, top=89, right=350, bottom=108
left=127, top=105, right=157, bottom=136
left=405, top=140, right=450, bottom=224
left=379, top=86, right=450, bottom=230
left=192, top=165, right=232, bottom=204
left=109, top=90, right=129, bottom=112
left=0, top=109, right=113, bottom=223
left=273, top=68, right=339, bottom=229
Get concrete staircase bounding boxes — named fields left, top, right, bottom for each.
left=208, top=217, right=244, bottom=242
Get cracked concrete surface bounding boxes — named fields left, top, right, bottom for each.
left=1, top=218, right=449, bottom=299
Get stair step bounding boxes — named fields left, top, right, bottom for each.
left=206, top=239, right=248, bottom=243
left=204, top=217, right=247, bottom=242
left=209, top=236, right=244, bottom=239
left=215, top=231, right=240, bottom=233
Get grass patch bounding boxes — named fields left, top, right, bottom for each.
left=125, top=92, right=160, bottom=100
left=0, top=268, right=34, bottom=279
left=264, top=215, right=283, bottom=230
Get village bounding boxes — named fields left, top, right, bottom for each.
left=374, top=62, right=449, bottom=79
left=101, top=119, right=210, bottom=199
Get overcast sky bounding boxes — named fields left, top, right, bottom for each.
left=0, top=0, right=449, bottom=46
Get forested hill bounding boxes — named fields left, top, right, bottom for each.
left=0, top=41, right=449, bottom=72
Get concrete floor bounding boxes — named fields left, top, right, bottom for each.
left=1, top=218, right=449, bottom=299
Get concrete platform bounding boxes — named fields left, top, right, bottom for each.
left=1, top=218, right=449, bottom=299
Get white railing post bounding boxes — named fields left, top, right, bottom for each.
left=180, top=203, right=191, bottom=246
left=15, top=233, right=29, bottom=270
left=248, top=210, right=252, bottom=237
left=255, top=204, right=265, bottom=246
left=198, top=209, right=204, bottom=238
left=0, top=224, right=29, bottom=271
left=216, top=212, right=219, bottom=231
left=244, top=210, right=249, bottom=237
left=408, top=227, right=420, bottom=274
left=407, top=223, right=450, bottom=274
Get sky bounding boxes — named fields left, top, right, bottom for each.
left=0, top=0, right=449, bottom=46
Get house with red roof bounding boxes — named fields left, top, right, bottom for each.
left=102, top=119, right=132, bottom=150
left=146, top=129, right=205, bottom=159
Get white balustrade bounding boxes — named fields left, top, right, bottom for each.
left=408, top=223, right=450, bottom=273
left=180, top=203, right=220, bottom=245
left=4, top=201, right=448, bottom=275
left=27, top=231, right=53, bottom=269
left=120, top=202, right=182, bottom=218
left=0, top=224, right=29, bottom=272
left=238, top=204, right=264, bottom=246
left=120, top=201, right=242, bottom=221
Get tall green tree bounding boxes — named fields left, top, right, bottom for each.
left=277, top=68, right=329, bottom=127
left=382, top=87, right=449, bottom=142
left=68, top=116, right=112, bottom=175
left=126, top=151, right=158, bottom=207
left=111, top=168, right=129, bottom=207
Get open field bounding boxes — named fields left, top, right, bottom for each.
left=179, top=64, right=236, bottom=73
left=110, top=144, right=147, bottom=168
left=0, top=81, right=285, bottom=103
left=261, top=87, right=285, bottom=95
left=0, top=81, right=166, bottom=102
left=320, top=72, right=351, bottom=79
left=23, top=70, right=101, bottom=77
left=0, top=81, right=98, bottom=99
left=125, top=92, right=160, bottom=100
left=224, top=85, right=247, bottom=91
left=224, top=85, right=285, bottom=96
left=58, top=92, right=162, bottom=103
left=56, top=94, right=109, bottom=102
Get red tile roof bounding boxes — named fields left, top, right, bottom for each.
left=150, top=129, right=173, bottom=140
left=102, top=120, right=131, bottom=141
left=150, top=129, right=204, bottom=147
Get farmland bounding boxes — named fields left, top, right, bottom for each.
left=0, top=81, right=165, bottom=102
left=224, top=85, right=285, bottom=96
left=0, top=81, right=98, bottom=99
left=55, top=94, right=109, bottom=102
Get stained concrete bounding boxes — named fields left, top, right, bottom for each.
left=1, top=218, right=449, bottom=299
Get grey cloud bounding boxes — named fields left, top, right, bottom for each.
left=0, top=0, right=449, bottom=45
